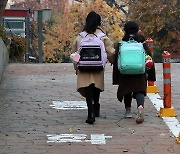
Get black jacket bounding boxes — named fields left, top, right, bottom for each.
left=112, top=33, right=156, bottom=101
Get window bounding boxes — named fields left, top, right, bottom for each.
left=3, top=17, right=26, bottom=37
left=4, top=18, right=25, bottom=30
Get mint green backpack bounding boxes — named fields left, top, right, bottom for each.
left=117, top=39, right=146, bottom=75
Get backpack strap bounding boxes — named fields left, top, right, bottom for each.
left=119, top=41, right=127, bottom=46
left=79, top=31, right=97, bottom=37
left=79, top=31, right=106, bottom=39
left=79, top=31, right=88, bottom=38
left=96, top=32, right=106, bottom=39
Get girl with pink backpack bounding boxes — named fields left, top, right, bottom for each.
left=71, top=11, right=115, bottom=124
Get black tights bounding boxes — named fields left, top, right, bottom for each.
left=85, top=84, right=100, bottom=107
left=124, top=92, right=144, bottom=109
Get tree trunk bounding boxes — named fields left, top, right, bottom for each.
left=0, top=0, right=8, bottom=18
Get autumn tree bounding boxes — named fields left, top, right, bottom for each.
left=41, top=0, right=68, bottom=13
left=11, top=0, right=68, bottom=61
left=12, top=0, right=41, bottom=9
left=128, top=0, right=180, bottom=59
left=43, top=0, right=124, bottom=63
left=12, top=0, right=68, bottom=12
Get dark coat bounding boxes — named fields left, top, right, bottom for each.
left=112, top=33, right=156, bottom=102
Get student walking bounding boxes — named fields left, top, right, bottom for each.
left=71, top=11, right=115, bottom=124
left=113, top=21, right=156, bottom=124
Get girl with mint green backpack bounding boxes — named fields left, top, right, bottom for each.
left=112, top=21, right=156, bottom=124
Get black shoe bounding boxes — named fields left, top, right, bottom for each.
left=86, top=112, right=95, bottom=124
left=93, top=103, right=100, bottom=117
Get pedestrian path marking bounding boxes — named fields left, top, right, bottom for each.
left=147, top=93, right=180, bottom=138
left=47, top=134, right=112, bottom=144
left=50, top=101, right=87, bottom=110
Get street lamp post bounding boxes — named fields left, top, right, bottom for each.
left=37, top=10, right=43, bottom=63
left=25, top=9, right=31, bottom=63
left=34, top=9, right=51, bottom=63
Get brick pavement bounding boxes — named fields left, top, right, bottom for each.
left=0, top=63, right=180, bottom=154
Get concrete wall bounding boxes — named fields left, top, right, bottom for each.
left=0, top=37, right=9, bottom=81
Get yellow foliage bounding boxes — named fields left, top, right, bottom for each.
left=43, top=0, right=124, bottom=63
left=128, top=0, right=179, bottom=52
left=10, top=35, right=26, bottom=62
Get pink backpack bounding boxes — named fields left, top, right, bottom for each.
left=77, top=31, right=107, bottom=71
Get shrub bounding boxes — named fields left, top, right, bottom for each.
left=0, top=24, right=8, bottom=45
left=9, top=35, right=26, bottom=62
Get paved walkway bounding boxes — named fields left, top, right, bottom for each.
left=0, top=63, right=180, bottom=154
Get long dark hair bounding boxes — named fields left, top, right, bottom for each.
left=83, top=11, right=98, bottom=34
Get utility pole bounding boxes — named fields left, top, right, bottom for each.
left=36, top=0, right=43, bottom=63
left=37, top=10, right=43, bottom=63
left=25, top=9, right=30, bottom=63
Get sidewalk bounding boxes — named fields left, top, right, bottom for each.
left=0, top=63, right=179, bottom=154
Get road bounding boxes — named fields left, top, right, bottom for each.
left=0, top=63, right=180, bottom=154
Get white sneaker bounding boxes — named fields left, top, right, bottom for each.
left=125, top=110, right=132, bottom=118
left=136, top=105, right=144, bottom=124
